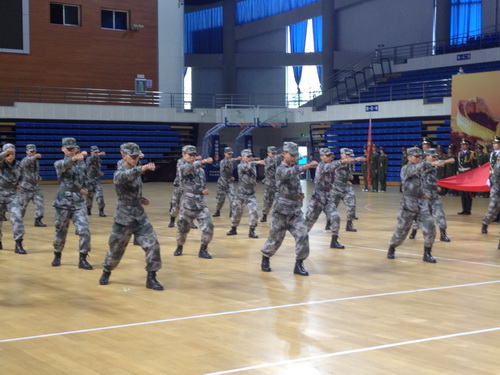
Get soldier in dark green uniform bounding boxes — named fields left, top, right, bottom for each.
left=361, top=145, right=369, bottom=191
left=369, top=144, right=379, bottom=192
left=457, top=139, right=477, bottom=215
left=99, top=143, right=163, bottom=290
left=378, top=146, right=388, bottom=192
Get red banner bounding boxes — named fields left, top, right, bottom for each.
left=437, top=162, right=490, bottom=192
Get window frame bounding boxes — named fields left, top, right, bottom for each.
left=50, top=3, right=81, bottom=27
left=101, top=9, right=129, bottom=31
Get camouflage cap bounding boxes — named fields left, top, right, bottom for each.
left=424, top=148, right=438, bottom=157
left=493, top=136, right=500, bottom=144
left=407, top=147, right=423, bottom=156
left=223, top=147, right=234, bottom=154
left=267, top=146, right=277, bottom=153
left=283, top=142, right=298, bottom=154
left=339, top=148, right=350, bottom=155
left=182, top=145, right=197, bottom=154
left=320, top=147, right=334, bottom=156
left=346, top=149, right=354, bottom=156
left=26, top=144, right=36, bottom=151
left=241, top=149, right=253, bottom=157
left=90, top=145, right=100, bottom=153
left=121, top=142, right=141, bottom=156
left=62, top=137, right=78, bottom=148
left=2, top=143, right=15, bottom=152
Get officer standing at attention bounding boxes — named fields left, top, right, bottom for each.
left=387, top=147, right=441, bottom=263
left=226, top=149, right=265, bottom=238
left=261, top=142, right=318, bottom=276
left=51, top=137, right=93, bottom=269
left=457, top=138, right=477, bottom=215
left=85, top=145, right=107, bottom=217
left=260, top=146, right=279, bottom=223
left=19, top=144, right=47, bottom=227
left=213, top=147, right=241, bottom=217
left=99, top=143, right=163, bottom=290
left=0, top=144, right=27, bottom=254
left=378, top=146, right=388, bottom=192
left=481, top=136, right=500, bottom=234
left=369, top=143, right=380, bottom=192
left=173, top=145, right=214, bottom=258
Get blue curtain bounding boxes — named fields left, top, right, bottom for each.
left=312, top=16, right=322, bottom=85
left=184, top=7, right=223, bottom=53
left=450, top=0, right=482, bottom=45
left=237, top=0, right=320, bottom=24
left=290, top=20, right=307, bottom=94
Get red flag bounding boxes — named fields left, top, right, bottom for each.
left=437, top=162, right=490, bottom=192
left=367, top=118, right=372, bottom=187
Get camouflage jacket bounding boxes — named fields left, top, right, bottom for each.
left=400, top=161, right=433, bottom=212
left=237, top=160, right=259, bottom=196
left=218, top=158, right=237, bottom=182
left=179, top=160, right=207, bottom=211
left=113, top=163, right=148, bottom=225
left=53, top=156, right=87, bottom=209
left=19, top=155, right=41, bottom=191
left=263, top=155, right=278, bottom=186
left=274, top=161, right=304, bottom=214
left=85, top=154, right=103, bottom=185
left=0, top=151, right=22, bottom=195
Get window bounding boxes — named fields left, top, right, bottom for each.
left=50, top=3, right=80, bottom=26
left=101, top=9, right=129, bottom=31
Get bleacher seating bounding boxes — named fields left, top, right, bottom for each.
left=14, top=122, right=193, bottom=181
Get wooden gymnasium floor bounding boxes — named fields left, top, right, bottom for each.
left=1, top=181, right=500, bottom=375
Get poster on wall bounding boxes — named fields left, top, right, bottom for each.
left=451, top=70, right=500, bottom=148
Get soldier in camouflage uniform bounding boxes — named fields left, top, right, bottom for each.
left=213, top=147, right=241, bottom=217
left=51, top=137, right=93, bottom=269
left=409, top=149, right=454, bottom=242
left=85, top=145, right=107, bottom=217
left=19, top=144, right=47, bottom=227
left=173, top=145, right=214, bottom=259
left=99, top=143, right=163, bottom=290
left=0, top=144, right=27, bottom=254
left=331, top=148, right=365, bottom=232
left=261, top=142, right=318, bottom=276
left=481, top=136, right=500, bottom=234
left=168, top=156, right=198, bottom=229
left=227, top=149, right=265, bottom=238
left=387, top=147, right=442, bottom=263
left=305, top=147, right=350, bottom=249
left=260, top=146, right=279, bottom=223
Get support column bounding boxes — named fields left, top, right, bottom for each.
left=321, top=0, right=335, bottom=91
left=223, top=0, right=237, bottom=95
left=435, top=0, right=451, bottom=45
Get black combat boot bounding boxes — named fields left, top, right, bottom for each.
left=173, top=245, right=183, bottom=256
left=260, top=214, right=267, bottom=222
left=481, top=224, right=488, bottom=234
left=34, top=217, right=47, bottom=227
left=87, top=207, right=91, bottom=216
left=198, top=244, right=212, bottom=259
left=249, top=228, right=258, bottom=238
left=261, top=255, right=271, bottom=272
left=146, top=271, right=164, bottom=290
left=52, top=251, right=61, bottom=266
left=409, top=229, right=417, bottom=239
left=99, top=270, right=111, bottom=285
left=293, top=260, right=309, bottom=276
left=440, top=228, right=450, bottom=242
left=99, top=209, right=107, bottom=217
left=168, top=217, right=175, bottom=228
left=212, top=210, right=220, bottom=217
left=423, top=247, right=437, bottom=263
left=0, top=240, right=2, bottom=250
left=325, top=220, right=331, bottom=230
left=498, top=240, right=500, bottom=250
left=330, top=235, right=345, bottom=249
left=78, top=253, right=93, bottom=270
left=346, top=220, right=357, bottom=232
left=387, top=246, right=396, bottom=259
left=227, top=226, right=237, bottom=235
left=1, top=214, right=6, bottom=221
left=15, top=239, right=27, bottom=254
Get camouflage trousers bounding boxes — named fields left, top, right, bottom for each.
left=103, top=220, right=161, bottom=272
left=261, top=183, right=276, bottom=216
left=86, top=182, right=105, bottom=211
left=261, top=210, right=309, bottom=260
left=177, top=202, right=214, bottom=246
left=390, top=201, right=436, bottom=248
left=53, top=205, right=91, bottom=253
left=215, top=179, right=235, bottom=212
left=169, top=185, right=182, bottom=217
left=305, top=191, right=340, bottom=235
left=19, top=187, right=45, bottom=218
left=482, top=186, right=500, bottom=225
left=411, top=197, right=447, bottom=230
left=332, top=189, right=356, bottom=221
left=231, top=193, right=259, bottom=228
left=0, top=193, right=25, bottom=241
